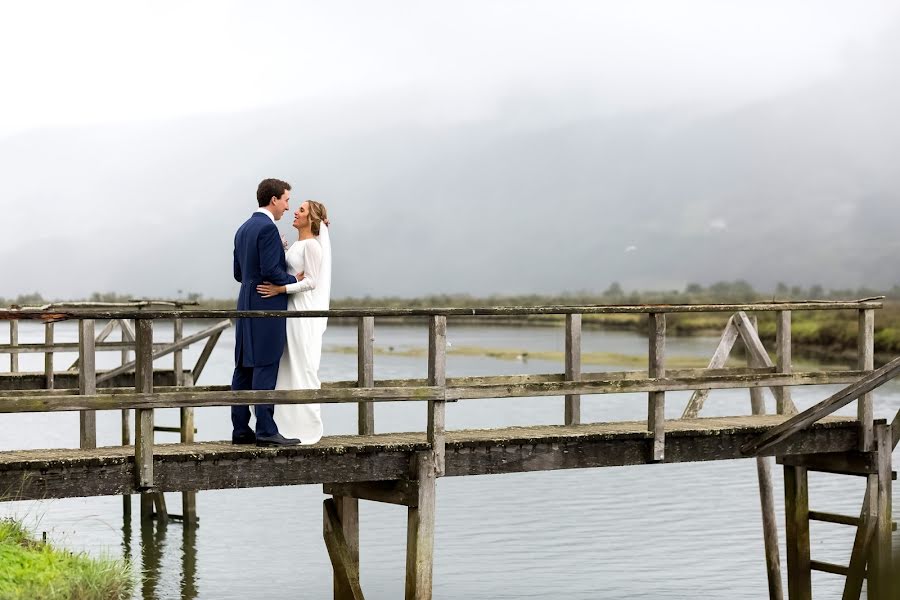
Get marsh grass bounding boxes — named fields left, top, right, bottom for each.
left=0, top=519, right=134, bottom=600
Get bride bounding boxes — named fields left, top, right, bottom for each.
left=257, top=200, right=331, bottom=444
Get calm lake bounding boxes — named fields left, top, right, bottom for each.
left=2, top=320, right=898, bottom=599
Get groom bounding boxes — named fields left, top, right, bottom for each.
left=231, top=178, right=302, bottom=447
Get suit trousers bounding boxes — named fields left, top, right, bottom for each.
left=231, top=361, right=280, bottom=438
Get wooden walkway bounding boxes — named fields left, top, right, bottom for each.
left=0, top=415, right=859, bottom=501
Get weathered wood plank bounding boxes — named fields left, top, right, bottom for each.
left=43, top=323, right=54, bottom=389
left=8, top=320, right=18, bottom=372
left=784, top=466, right=812, bottom=600
left=681, top=315, right=739, bottom=418
left=893, top=409, right=900, bottom=450
left=0, top=371, right=873, bottom=413
left=68, top=319, right=117, bottom=370
left=648, top=313, right=666, bottom=461
left=810, top=560, right=850, bottom=576
left=564, top=314, right=581, bottom=426
left=427, top=316, right=447, bottom=476
left=405, top=452, right=436, bottom=600
left=777, top=451, right=879, bottom=476
left=858, top=309, right=875, bottom=452
left=190, top=329, right=222, bottom=384
left=323, top=498, right=365, bottom=600
left=97, top=319, right=231, bottom=384
left=358, top=317, right=375, bottom=435
left=870, top=422, right=893, bottom=598
left=324, top=481, right=418, bottom=507
left=747, top=317, right=783, bottom=600
left=742, top=356, right=900, bottom=456
left=734, top=311, right=797, bottom=415
left=776, top=311, right=793, bottom=415
left=134, top=320, right=154, bottom=489
left=0, top=417, right=860, bottom=500
left=78, top=320, right=97, bottom=450
left=331, top=494, right=361, bottom=600
left=843, top=479, right=876, bottom=600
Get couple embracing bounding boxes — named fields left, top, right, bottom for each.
left=231, top=178, right=331, bottom=447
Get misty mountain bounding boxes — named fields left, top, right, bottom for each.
left=2, top=29, right=899, bottom=300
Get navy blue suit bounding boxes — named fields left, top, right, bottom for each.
left=231, top=211, right=297, bottom=438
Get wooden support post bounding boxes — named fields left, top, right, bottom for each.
left=135, top=319, right=155, bottom=509
left=858, top=309, right=875, bottom=451
left=843, top=479, right=877, bottom=600
left=324, top=498, right=365, bottom=600
left=776, top=311, right=793, bottom=415
left=44, top=323, right=54, bottom=389
left=68, top=318, right=117, bottom=371
left=749, top=317, right=784, bottom=600
left=734, top=312, right=798, bottom=415
left=78, top=319, right=97, bottom=449
left=9, top=320, right=18, bottom=373
left=648, top=313, right=665, bottom=461
left=428, top=316, right=447, bottom=476
left=870, top=422, right=893, bottom=598
left=784, top=466, right=812, bottom=600
left=358, top=317, right=375, bottom=435
left=405, top=452, right=437, bottom=600
left=173, top=317, right=197, bottom=524
left=564, top=314, right=581, bottom=426
left=191, top=329, right=222, bottom=383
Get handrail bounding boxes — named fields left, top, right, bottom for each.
left=741, top=355, right=900, bottom=456
left=0, top=299, right=885, bottom=321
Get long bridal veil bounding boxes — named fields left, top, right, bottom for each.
left=311, top=223, right=332, bottom=334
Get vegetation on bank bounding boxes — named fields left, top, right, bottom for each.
left=4, top=281, right=900, bottom=360
left=0, top=519, right=134, bottom=600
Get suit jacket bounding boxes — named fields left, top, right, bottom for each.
left=233, top=212, right=297, bottom=367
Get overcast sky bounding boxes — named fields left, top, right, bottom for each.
left=2, top=2, right=900, bottom=299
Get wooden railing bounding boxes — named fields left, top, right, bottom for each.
left=0, top=299, right=882, bottom=470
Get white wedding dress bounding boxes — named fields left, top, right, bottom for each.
left=273, top=225, right=331, bottom=444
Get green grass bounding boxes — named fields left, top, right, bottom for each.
left=0, top=519, right=134, bottom=600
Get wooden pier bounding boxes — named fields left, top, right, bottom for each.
left=0, top=300, right=897, bottom=599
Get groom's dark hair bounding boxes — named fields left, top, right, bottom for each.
left=257, top=178, right=292, bottom=207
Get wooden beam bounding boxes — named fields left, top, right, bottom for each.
left=843, top=479, right=877, bottom=600
left=777, top=451, right=878, bottom=476
left=870, top=423, right=893, bottom=597
left=358, top=317, right=375, bottom=435
left=682, top=315, right=739, bottom=419
left=811, top=560, right=850, bottom=577
left=775, top=310, right=793, bottom=415
left=43, top=323, right=54, bottom=389
left=323, top=498, right=365, bottom=600
left=68, top=318, right=117, bottom=370
left=97, top=319, right=231, bottom=384
left=190, top=328, right=222, bottom=384
left=648, top=313, right=665, bottom=461
left=747, top=316, right=783, bottom=600
left=784, top=466, right=812, bottom=600
left=0, top=299, right=884, bottom=322
left=741, top=356, right=900, bottom=456
left=564, top=314, right=581, bottom=425
left=405, top=452, right=436, bottom=600
left=324, top=481, right=418, bottom=507
left=78, top=320, right=97, bottom=450
left=134, top=319, right=154, bottom=489
left=858, top=310, right=875, bottom=452
left=734, top=311, right=798, bottom=415
left=8, top=320, right=17, bottom=373
left=427, top=316, right=447, bottom=476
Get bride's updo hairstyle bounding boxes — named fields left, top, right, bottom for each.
left=308, top=200, right=328, bottom=236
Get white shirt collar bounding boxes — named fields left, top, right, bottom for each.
left=254, top=208, right=276, bottom=224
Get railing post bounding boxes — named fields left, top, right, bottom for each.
left=648, top=313, right=666, bottom=461
left=357, top=316, right=375, bottom=435
left=775, top=311, right=792, bottom=415
left=44, top=323, right=54, bottom=389
left=134, top=319, right=155, bottom=518
left=564, top=314, right=582, bottom=426
left=427, top=315, right=447, bottom=476
left=78, top=319, right=97, bottom=449
left=858, top=309, right=875, bottom=451
left=176, top=317, right=198, bottom=525
left=9, top=320, right=18, bottom=373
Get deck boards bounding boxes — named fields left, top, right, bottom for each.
left=0, top=415, right=860, bottom=501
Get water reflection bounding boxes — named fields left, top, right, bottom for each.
left=122, top=495, right=198, bottom=600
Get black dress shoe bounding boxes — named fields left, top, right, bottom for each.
left=255, top=433, right=302, bottom=447
left=232, top=432, right=257, bottom=445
